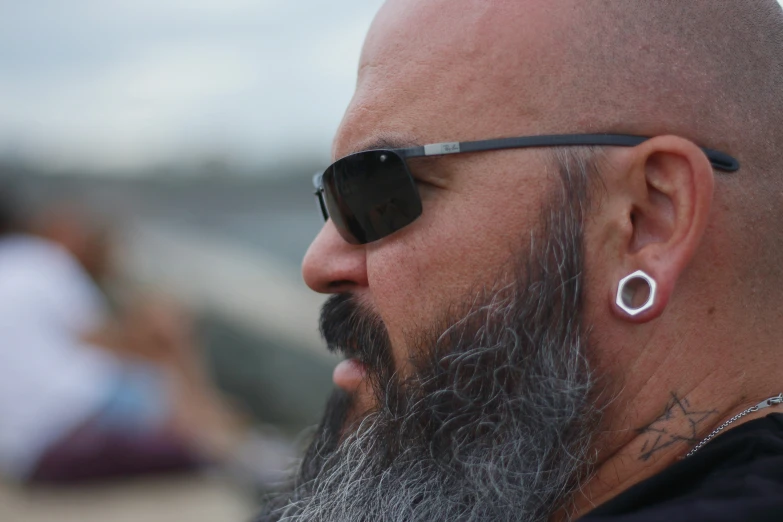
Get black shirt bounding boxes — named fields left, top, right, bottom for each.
left=581, top=413, right=783, bottom=522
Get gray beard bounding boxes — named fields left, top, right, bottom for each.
left=258, top=155, right=600, bottom=522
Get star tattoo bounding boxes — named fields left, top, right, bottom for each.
left=637, top=393, right=719, bottom=461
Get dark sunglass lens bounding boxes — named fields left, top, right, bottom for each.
left=322, top=150, right=422, bottom=244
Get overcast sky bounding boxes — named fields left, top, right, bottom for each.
left=1, top=1, right=782, bottom=176
left=0, top=0, right=385, bottom=175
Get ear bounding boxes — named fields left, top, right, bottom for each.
left=607, top=135, right=715, bottom=323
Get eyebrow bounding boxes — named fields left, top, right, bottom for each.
left=345, top=135, right=422, bottom=156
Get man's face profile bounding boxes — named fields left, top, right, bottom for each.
left=259, top=0, right=783, bottom=520
left=264, top=157, right=598, bottom=519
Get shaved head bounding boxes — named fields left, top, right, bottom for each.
left=567, top=1, right=783, bottom=171
left=357, top=0, right=782, bottom=164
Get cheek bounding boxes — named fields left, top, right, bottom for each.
left=580, top=208, right=637, bottom=384
left=365, top=158, right=551, bottom=367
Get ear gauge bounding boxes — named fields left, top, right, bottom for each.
left=616, top=270, right=657, bottom=317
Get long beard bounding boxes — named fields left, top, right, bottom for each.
left=258, top=161, right=600, bottom=522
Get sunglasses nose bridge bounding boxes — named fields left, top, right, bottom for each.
left=312, top=171, right=331, bottom=222
left=314, top=190, right=329, bottom=221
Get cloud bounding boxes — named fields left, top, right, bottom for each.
left=0, top=0, right=384, bottom=174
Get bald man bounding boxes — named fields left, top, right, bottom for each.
left=258, top=1, right=783, bottom=521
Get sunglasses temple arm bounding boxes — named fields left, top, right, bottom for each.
left=396, top=136, right=739, bottom=172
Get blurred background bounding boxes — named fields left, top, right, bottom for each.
left=0, top=1, right=384, bottom=520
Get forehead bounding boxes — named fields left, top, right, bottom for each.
left=333, top=0, right=578, bottom=159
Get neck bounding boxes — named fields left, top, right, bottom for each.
left=565, top=282, right=783, bottom=520
left=570, top=382, right=782, bottom=519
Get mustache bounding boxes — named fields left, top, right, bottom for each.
left=319, top=293, right=394, bottom=381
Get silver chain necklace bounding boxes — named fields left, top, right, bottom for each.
left=686, top=393, right=783, bottom=458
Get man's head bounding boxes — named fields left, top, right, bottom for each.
left=262, top=1, right=783, bottom=520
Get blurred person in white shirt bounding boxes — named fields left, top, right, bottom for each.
left=0, top=199, right=240, bottom=483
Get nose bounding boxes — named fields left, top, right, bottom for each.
left=302, top=220, right=368, bottom=293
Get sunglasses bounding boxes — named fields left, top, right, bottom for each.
left=313, top=133, right=739, bottom=245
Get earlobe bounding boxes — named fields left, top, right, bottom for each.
left=607, top=135, right=714, bottom=323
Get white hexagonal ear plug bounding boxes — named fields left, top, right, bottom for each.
left=616, top=270, right=657, bottom=316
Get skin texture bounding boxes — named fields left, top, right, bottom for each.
left=302, top=0, right=783, bottom=518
